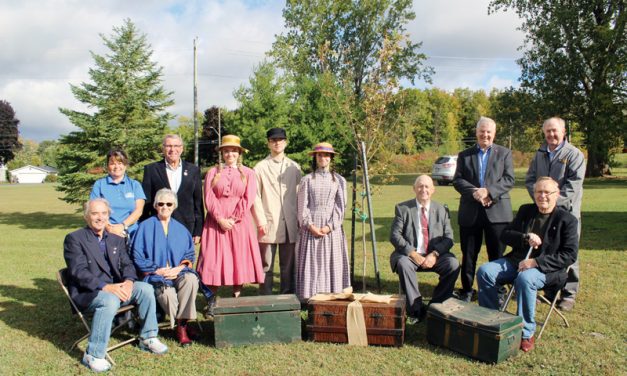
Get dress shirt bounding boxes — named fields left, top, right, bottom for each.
left=165, top=160, right=183, bottom=193
left=415, top=200, right=430, bottom=255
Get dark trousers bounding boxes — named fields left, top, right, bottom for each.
left=459, top=209, right=507, bottom=293
left=396, top=253, right=460, bottom=317
left=259, top=242, right=296, bottom=295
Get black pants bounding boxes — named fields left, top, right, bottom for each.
left=396, top=253, right=460, bottom=317
left=459, top=209, right=507, bottom=293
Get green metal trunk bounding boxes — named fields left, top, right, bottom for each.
left=426, top=298, right=523, bottom=363
left=213, top=294, right=301, bottom=348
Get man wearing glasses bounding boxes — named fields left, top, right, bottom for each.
left=525, top=117, right=585, bottom=311
left=252, top=128, right=302, bottom=295
left=142, top=134, right=204, bottom=244
left=476, top=177, right=578, bottom=352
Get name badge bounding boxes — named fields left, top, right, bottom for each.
left=125, top=192, right=135, bottom=199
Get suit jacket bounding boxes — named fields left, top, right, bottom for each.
left=389, top=199, right=454, bottom=272
left=453, top=144, right=515, bottom=226
left=63, top=227, right=137, bottom=311
left=501, top=204, right=578, bottom=287
left=141, top=160, right=204, bottom=237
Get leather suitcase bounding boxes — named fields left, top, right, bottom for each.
left=426, top=298, right=523, bottom=363
left=213, top=294, right=301, bottom=348
left=306, top=295, right=405, bottom=346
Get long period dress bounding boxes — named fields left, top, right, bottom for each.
left=296, top=169, right=350, bottom=301
left=197, top=165, right=264, bottom=286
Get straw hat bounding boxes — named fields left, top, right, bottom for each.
left=308, top=142, right=338, bottom=155
left=217, top=134, right=248, bottom=153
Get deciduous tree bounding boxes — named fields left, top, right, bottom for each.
left=490, top=0, right=627, bottom=176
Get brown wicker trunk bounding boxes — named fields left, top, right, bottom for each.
left=306, top=295, right=406, bottom=346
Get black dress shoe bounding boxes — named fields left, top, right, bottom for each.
left=204, top=295, right=217, bottom=318
left=454, top=290, right=474, bottom=303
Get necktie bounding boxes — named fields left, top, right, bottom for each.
left=421, top=207, right=429, bottom=253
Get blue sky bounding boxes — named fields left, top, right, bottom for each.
left=0, top=0, right=524, bottom=141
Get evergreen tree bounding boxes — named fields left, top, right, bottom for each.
left=56, top=19, right=174, bottom=204
left=0, top=100, right=22, bottom=164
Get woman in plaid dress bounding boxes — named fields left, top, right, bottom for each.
left=296, top=142, right=350, bottom=301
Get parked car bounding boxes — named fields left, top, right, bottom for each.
left=431, top=155, right=458, bottom=186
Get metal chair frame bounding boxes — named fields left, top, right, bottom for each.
left=500, top=265, right=572, bottom=340
left=56, top=268, right=138, bottom=365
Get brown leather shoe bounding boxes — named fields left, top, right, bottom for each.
left=520, top=336, right=535, bottom=352
left=176, top=325, right=192, bottom=347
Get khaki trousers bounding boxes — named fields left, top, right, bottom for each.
left=155, top=273, right=199, bottom=328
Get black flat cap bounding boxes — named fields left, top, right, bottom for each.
left=266, top=127, right=287, bottom=139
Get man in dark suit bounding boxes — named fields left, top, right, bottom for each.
left=64, top=198, right=167, bottom=373
left=453, top=116, right=515, bottom=302
left=142, top=134, right=203, bottom=243
left=390, top=175, right=460, bottom=323
left=477, top=177, right=578, bottom=352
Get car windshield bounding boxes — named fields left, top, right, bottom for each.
left=435, top=157, right=451, bottom=164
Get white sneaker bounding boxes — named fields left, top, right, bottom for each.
left=82, top=353, right=111, bottom=372
left=139, top=337, right=168, bottom=354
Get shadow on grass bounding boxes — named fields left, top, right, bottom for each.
left=0, top=278, right=217, bottom=356
left=0, top=212, right=82, bottom=230
left=0, top=278, right=107, bottom=361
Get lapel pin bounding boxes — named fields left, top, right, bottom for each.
left=184, top=170, right=188, bottom=176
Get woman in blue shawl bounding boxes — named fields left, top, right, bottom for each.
left=133, top=188, right=199, bottom=347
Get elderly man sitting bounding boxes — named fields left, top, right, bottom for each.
left=477, top=177, right=578, bottom=352
left=390, top=175, right=460, bottom=323
left=64, top=198, right=168, bottom=372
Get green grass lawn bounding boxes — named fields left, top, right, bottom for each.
left=0, top=180, right=626, bottom=375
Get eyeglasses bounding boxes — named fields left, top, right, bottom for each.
left=164, top=144, right=182, bottom=149
left=157, top=202, right=174, bottom=207
left=268, top=138, right=286, bottom=143
left=534, top=190, right=557, bottom=197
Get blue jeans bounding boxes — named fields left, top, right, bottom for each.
left=86, top=281, right=158, bottom=358
left=477, top=258, right=546, bottom=339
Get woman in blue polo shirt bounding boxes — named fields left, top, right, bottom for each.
left=90, top=148, right=146, bottom=241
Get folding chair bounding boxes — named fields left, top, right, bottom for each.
left=56, top=268, right=138, bottom=364
left=500, top=265, right=571, bottom=340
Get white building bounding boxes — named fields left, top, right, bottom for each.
left=9, top=165, right=58, bottom=184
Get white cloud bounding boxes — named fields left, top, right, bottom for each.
left=410, top=0, right=525, bottom=91
left=0, top=0, right=524, bottom=141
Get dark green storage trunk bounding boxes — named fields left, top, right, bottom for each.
left=426, top=298, right=523, bottom=363
left=213, top=294, right=301, bottom=348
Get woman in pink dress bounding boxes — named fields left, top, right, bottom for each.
left=197, top=135, right=264, bottom=311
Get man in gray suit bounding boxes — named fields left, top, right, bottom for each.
left=453, top=117, right=515, bottom=302
left=390, top=175, right=460, bottom=323
left=525, top=117, right=585, bottom=311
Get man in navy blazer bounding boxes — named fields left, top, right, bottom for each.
left=142, top=134, right=203, bottom=243
left=453, top=117, right=515, bottom=302
left=64, top=198, right=167, bottom=372
left=477, top=177, right=578, bottom=352
left=390, top=175, right=460, bottom=322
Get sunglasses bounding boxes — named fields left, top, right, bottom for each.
left=157, top=202, right=174, bottom=207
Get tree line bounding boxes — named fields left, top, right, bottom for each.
left=1, top=1, right=624, bottom=206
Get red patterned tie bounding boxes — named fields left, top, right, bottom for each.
left=421, top=207, right=429, bottom=253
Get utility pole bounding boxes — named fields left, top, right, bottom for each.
left=193, top=37, right=199, bottom=166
